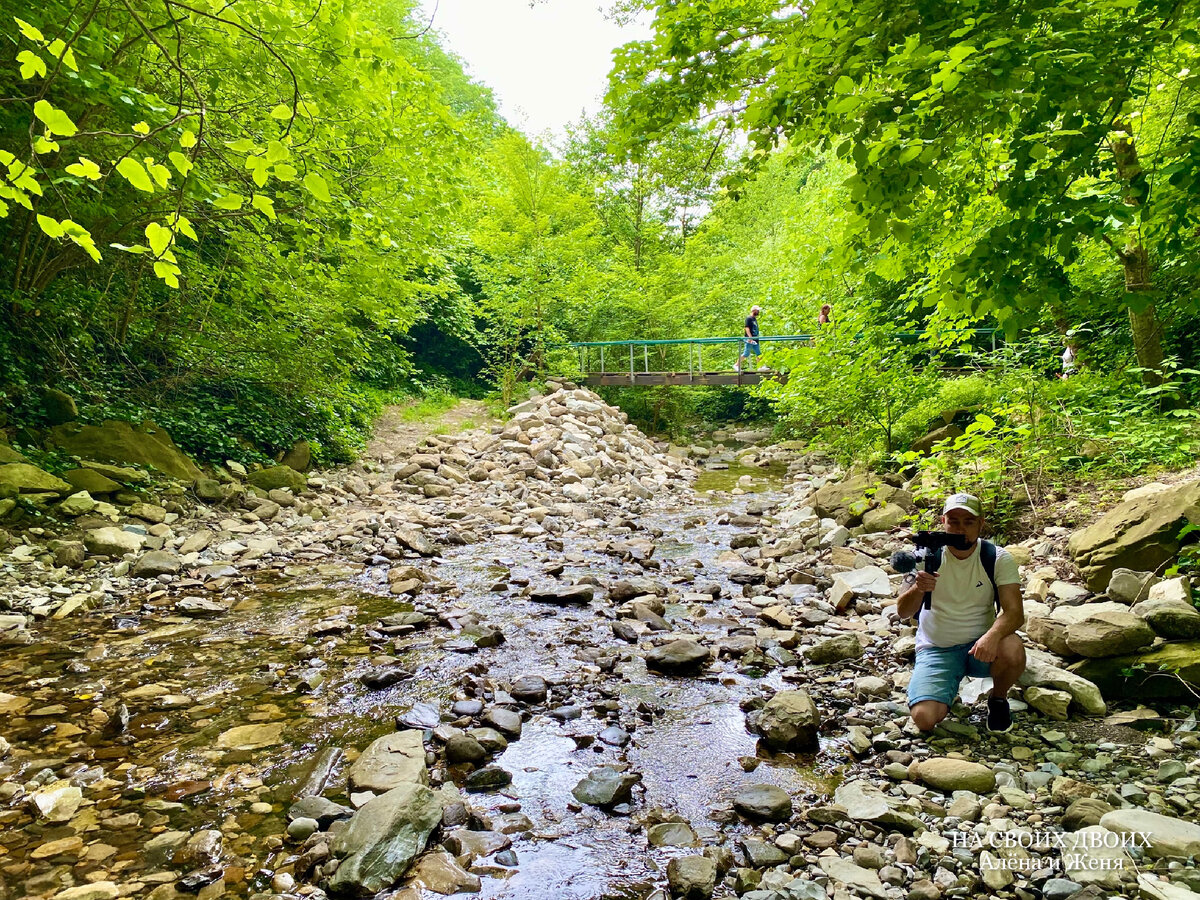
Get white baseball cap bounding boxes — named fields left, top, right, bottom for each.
left=943, top=493, right=982, bottom=516
left=751, top=305, right=761, bottom=313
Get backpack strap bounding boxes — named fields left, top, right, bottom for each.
left=980, top=539, right=1000, bottom=612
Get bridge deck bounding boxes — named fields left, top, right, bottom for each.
left=582, top=370, right=787, bottom=387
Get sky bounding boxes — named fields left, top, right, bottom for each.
left=416, top=0, right=652, bottom=140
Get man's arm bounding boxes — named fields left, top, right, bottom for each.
left=970, top=583, right=1024, bottom=662
left=896, top=571, right=936, bottom=620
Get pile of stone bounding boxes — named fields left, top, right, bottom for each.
left=391, top=381, right=694, bottom=507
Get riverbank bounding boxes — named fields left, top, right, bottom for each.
left=1, top=383, right=1199, bottom=900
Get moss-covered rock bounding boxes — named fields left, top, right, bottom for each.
left=62, top=468, right=122, bottom=495
left=0, top=463, right=73, bottom=495
left=248, top=465, right=307, bottom=493
left=1069, top=641, right=1200, bottom=701
left=49, top=421, right=200, bottom=481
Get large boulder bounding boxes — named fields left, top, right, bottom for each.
left=281, top=439, right=312, bottom=472
left=1133, top=577, right=1200, bottom=639
left=748, top=690, right=819, bottom=752
left=1099, top=808, right=1200, bottom=859
left=1069, top=642, right=1200, bottom=701
left=0, top=463, right=72, bottom=495
left=571, top=766, right=641, bottom=808
left=248, top=465, right=307, bottom=493
left=347, top=730, right=428, bottom=793
left=1068, top=480, right=1200, bottom=591
left=327, top=784, right=442, bottom=897
left=666, top=856, right=717, bottom=900
left=812, top=474, right=878, bottom=526
left=911, top=758, right=996, bottom=794
left=645, top=640, right=710, bottom=674
left=1019, top=648, right=1106, bottom=715
left=49, top=420, right=201, bottom=481
left=62, top=468, right=122, bottom=495
left=912, top=423, right=964, bottom=455
left=42, top=388, right=78, bottom=425
left=1065, top=609, right=1156, bottom=658
left=83, top=527, right=144, bottom=557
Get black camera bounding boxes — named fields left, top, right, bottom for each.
left=891, top=531, right=973, bottom=573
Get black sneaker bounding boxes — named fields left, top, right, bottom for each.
left=986, top=698, right=1013, bottom=733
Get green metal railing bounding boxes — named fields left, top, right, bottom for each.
left=564, top=329, right=999, bottom=377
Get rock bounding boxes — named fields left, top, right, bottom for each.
left=53, top=885, right=119, bottom=900
left=176, top=597, right=226, bottom=618
left=445, top=734, right=488, bottom=765
left=510, top=675, right=548, bottom=703
left=1134, top=578, right=1200, bottom=639
left=129, top=501, right=166, bottom=523
left=62, top=468, right=122, bottom=494
left=911, top=758, right=996, bottom=793
left=819, top=857, right=888, bottom=900
left=912, top=423, right=964, bottom=455
left=0, top=463, right=72, bottom=494
left=49, top=420, right=201, bottom=480
left=289, top=796, right=353, bottom=828
left=1068, top=480, right=1200, bottom=591
left=1060, top=826, right=1132, bottom=889
left=282, top=439, right=312, bottom=472
left=530, top=584, right=594, bottom=604
left=29, top=780, right=82, bottom=822
left=464, top=765, right=512, bottom=792
left=51, top=540, right=85, bottom=568
left=829, top=566, right=891, bottom=611
left=216, top=723, right=284, bottom=750
left=609, top=578, right=667, bottom=602
left=1065, top=610, right=1156, bottom=657
left=804, top=633, right=863, bottom=664
left=835, top=780, right=891, bottom=821
left=359, top=667, right=411, bottom=690
left=1024, top=685, right=1072, bottom=720
left=83, top=526, right=144, bottom=557
left=863, top=503, right=908, bottom=531
left=648, top=822, right=699, bottom=847
left=813, top=474, right=877, bottom=525
left=395, top=527, right=436, bottom=557
left=132, top=550, right=182, bottom=578
left=1100, top=808, right=1200, bottom=858
left=667, top=856, right=717, bottom=899
left=1107, top=568, right=1160, bottom=604
left=328, top=784, right=442, bottom=896
left=407, top=850, right=481, bottom=894
left=1020, top=648, right=1107, bottom=715
left=57, top=491, right=96, bottom=516
left=248, top=465, right=307, bottom=493
left=572, top=766, right=641, bottom=807
left=1137, top=874, right=1200, bottom=900
left=732, top=784, right=791, bottom=822
left=194, top=477, right=224, bottom=501
left=645, top=640, right=710, bottom=674
left=1070, top=641, right=1200, bottom=701
left=347, top=730, right=428, bottom=792
left=1063, top=798, right=1114, bottom=831
left=288, top=817, right=319, bottom=841
left=748, top=690, right=819, bottom=752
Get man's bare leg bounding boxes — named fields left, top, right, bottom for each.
left=989, top=635, right=1026, bottom=698
left=910, top=700, right=950, bottom=732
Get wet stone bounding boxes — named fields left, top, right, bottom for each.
left=732, top=784, right=792, bottom=822
left=645, top=639, right=710, bottom=674
left=464, top=765, right=513, bottom=792
left=288, top=796, right=353, bottom=828
left=445, top=734, right=488, bottom=765
left=572, top=766, right=641, bottom=808
left=483, top=707, right=522, bottom=737
left=510, top=674, right=548, bottom=703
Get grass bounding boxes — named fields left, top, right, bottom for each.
left=398, top=390, right=459, bottom=423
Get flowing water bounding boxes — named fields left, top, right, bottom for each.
left=0, top=455, right=841, bottom=900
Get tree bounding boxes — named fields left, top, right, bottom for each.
left=609, top=0, right=1200, bottom=379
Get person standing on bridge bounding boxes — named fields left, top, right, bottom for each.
left=735, top=305, right=765, bottom=373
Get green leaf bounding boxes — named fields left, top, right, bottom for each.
left=33, top=100, right=78, bottom=137
left=133, top=121, right=150, bottom=135
left=265, top=140, right=289, bottom=164
left=273, top=163, right=297, bottom=182
left=169, top=151, right=193, bottom=177
left=17, top=50, right=46, bottom=79
left=61, top=220, right=99, bottom=261
left=834, top=75, right=855, bottom=94
left=65, top=157, right=101, bottom=180
left=227, top=138, right=256, bottom=153
left=153, top=260, right=180, bottom=287
left=180, top=130, right=197, bottom=149
left=33, top=136, right=59, bottom=154
left=303, top=171, right=331, bottom=202
left=145, top=222, right=172, bottom=256
left=45, top=38, right=77, bottom=71
left=36, top=214, right=63, bottom=239
left=14, top=17, right=44, bottom=42
left=145, top=158, right=171, bottom=188
left=251, top=193, right=276, bottom=219
left=270, top=103, right=292, bottom=119
left=174, top=215, right=198, bottom=241
left=213, top=193, right=243, bottom=210
left=115, top=158, right=154, bottom=192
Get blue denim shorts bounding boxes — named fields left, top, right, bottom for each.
left=907, top=642, right=993, bottom=707
left=742, top=339, right=760, bottom=356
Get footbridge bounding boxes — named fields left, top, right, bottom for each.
left=566, top=330, right=998, bottom=387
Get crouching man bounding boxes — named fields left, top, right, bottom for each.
left=897, top=493, right=1027, bottom=733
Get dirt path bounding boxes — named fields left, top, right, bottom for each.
left=364, top=398, right=496, bottom=465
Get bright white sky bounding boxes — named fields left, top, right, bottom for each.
left=417, top=0, right=652, bottom=140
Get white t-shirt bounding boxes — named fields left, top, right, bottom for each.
left=914, top=542, right=1021, bottom=650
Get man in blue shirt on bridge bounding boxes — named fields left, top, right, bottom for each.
left=735, top=305, right=764, bottom=373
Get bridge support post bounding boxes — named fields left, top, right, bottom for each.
left=600, top=347, right=605, bottom=374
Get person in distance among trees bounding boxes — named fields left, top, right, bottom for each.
left=896, top=493, right=1026, bottom=734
